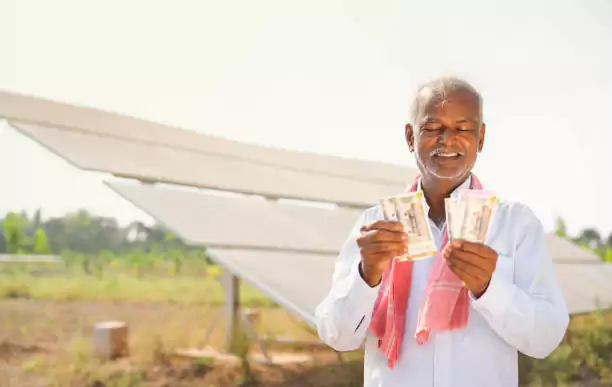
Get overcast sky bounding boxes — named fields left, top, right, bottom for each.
left=1, top=0, right=611, bottom=237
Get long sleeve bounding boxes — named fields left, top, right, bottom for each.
left=315, top=208, right=382, bottom=352
left=470, top=206, right=570, bottom=359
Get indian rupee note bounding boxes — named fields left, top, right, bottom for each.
left=380, top=196, right=399, bottom=222
left=393, top=192, right=437, bottom=261
left=444, top=197, right=466, bottom=241
left=458, top=190, right=499, bottom=243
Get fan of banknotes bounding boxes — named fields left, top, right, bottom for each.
left=380, top=190, right=499, bottom=261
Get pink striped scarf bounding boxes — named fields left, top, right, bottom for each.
left=368, top=174, right=483, bottom=368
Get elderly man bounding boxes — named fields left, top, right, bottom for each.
left=315, top=77, right=569, bottom=387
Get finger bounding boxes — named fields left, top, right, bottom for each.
left=361, top=254, right=399, bottom=274
left=446, top=263, right=477, bottom=288
left=451, top=249, right=497, bottom=273
left=451, top=240, right=496, bottom=258
left=363, top=220, right=405, bottom=233
left=447, top=253, right=490, bottom=279
left=362, top=249, right=408, bottom=263
left=369, top=250, right=407, bottom=263
left=449, top=249, right=489, bottom=266
left=358, top=229, right=407, bottom=245
left=362, top=252, right=394, bottom=272
left=442, top=244, right=452, bottom=260
left=361, top=242, right=407, bottom=255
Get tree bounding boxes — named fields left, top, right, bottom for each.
left=555, top=217, right=567, bottom=238
left=577, top=228, right=602, bottom=250
left=607, top=233, right=612, bottom=248
left=32, top=228, right=51, bottom=254
left=605, top=248, right=612, bottom=263
left=165, top=249, right=184, bottom=275
left=0, top=217, right=5, bottom=253
left=1, top=208, right=205, bottom=259
left=32, top=208, right=42, bottom=231
left=44, top=210, right=125, bottom=254
left=3, top=212, right=30, bottom=253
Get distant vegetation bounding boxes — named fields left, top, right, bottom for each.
left=0, top=208, right=213, bottom=267
left=0, top=208, right=278, bottom=307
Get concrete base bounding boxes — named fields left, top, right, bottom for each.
left=92, top=321, right=129, bottom=360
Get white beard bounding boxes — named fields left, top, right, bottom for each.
left=414, top=148, right=476, bottom=180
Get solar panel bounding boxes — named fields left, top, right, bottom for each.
left=555, top=263, right=612, bottom=314
left=107, top=181, right=601, bottom=262
left=545, top=234, right=601, bottom=263
left=11, top=122, right=407, bottom=208
left=105, top=180, right=361, bottom=253
left=206, top=248, right=337, bottom=327
left=107, top=180, right=608, bottom=319
left=209, top=252, right=612, bottom=326
left=0, top=89, right=415, bottom=186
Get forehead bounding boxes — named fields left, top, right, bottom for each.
left=416, top=88, right=480, bottom=121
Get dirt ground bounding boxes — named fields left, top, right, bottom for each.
left=4, top=299, right=608, bottom=387
left=0, top=300, right=364, bottom=387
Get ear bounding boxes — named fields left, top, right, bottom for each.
left=477, top=123, right=486, bottom=153
left=405, top=123, right=415, bottom=153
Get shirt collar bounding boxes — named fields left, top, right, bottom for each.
left=416, top=174, right=473, bottom=215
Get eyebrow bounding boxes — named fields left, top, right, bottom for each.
left=455, top=118, right=478, bottom=124
left=422, top=117, right=478, bottom=124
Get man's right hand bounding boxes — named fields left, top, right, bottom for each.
left=356, top=220, right=408, bottom=287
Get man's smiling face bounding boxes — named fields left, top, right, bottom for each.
left=406, top=83, right=486, bottom=182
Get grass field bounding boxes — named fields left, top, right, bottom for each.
left=1, top=260, right=611, bottom=387
left=0, top=261, right=364, bottom=387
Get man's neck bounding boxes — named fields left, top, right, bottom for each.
left=421, top=174, right=470, bottom=226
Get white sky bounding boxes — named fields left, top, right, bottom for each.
left=0, top=0, right=611, bottom=238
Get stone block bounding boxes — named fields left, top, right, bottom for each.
left=92, top=321, right=129, bottom=360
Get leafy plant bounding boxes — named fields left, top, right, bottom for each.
left=520, top=310, right=612, bottom=385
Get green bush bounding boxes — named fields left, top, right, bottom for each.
left=1, top=283, right=31, bottom=299
left=520, top=310, right=612, bottom=386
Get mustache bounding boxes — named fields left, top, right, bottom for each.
left=429, top=148, right=465, bottom=156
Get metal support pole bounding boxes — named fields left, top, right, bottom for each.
left=240, top=310, right=272, bottom=364
left=220, top=269, right=240, bottom=353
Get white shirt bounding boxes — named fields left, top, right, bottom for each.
left=315, top=176, right=569, bottom=387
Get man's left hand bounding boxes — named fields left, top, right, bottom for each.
left=442, top=240, right=498, bottom=298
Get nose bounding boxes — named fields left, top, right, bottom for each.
left=436, top=127, right=457, bottom=146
